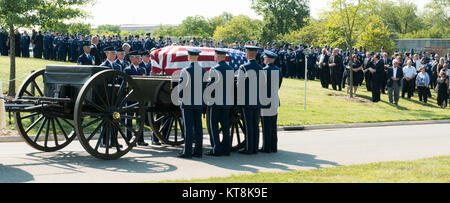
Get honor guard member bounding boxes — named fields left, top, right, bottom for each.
left=21, top=31, right=31, bottom=58
left=123, top=51, right=148, bottom=146
left=178, top=48, right=206, bottom=159
left=77, top=41, right=95, bottom=65
left=237, top=45, right=263, bottom=155
left=260, top=51, right=282, bottom=153
left=100, top=46, right=121, bottom=71
left=139, top=50, right=152, bottom=76
left=205, top=48, right=234, bottom=157
left=115, top=47, right=130, bottom=71
left=56, top=35, right=68, bottom=61
left=144, top=33, right=156, bottom=51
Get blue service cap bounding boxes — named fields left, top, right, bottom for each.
left=214, top=48, right=228, bottom=55
left=128, top=50, right=142, bottom=56
left=244, top=45, right=259, bottom=50
left=187, top=47, right=201, bottom=55
left=264, top=50, right=278, bottom=59
left=103, top=46, right=116, bottom=52
left=116, top=47, right=124, bottom=52
left=141, top=50, right=150, bottom=57
left=82, top=40, right=91, bottom=47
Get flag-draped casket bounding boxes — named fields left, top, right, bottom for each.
left=150, top=46, right=247, bottom=76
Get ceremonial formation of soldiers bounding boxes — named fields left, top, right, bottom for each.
left=1, top=28, right=449, bottom=158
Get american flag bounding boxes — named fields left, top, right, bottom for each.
left=151, top=46, right=247, bottom=76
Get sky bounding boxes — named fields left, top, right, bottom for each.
left=85, top=0, right=431, bottom=26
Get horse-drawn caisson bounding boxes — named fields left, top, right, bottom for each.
left=2, top=47, right=249, bottom=160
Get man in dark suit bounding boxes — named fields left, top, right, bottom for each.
left=317, top=48, right=330, bottom=89
left=90, top=36, right=102, bottom=65
left=33, top=31, right=43, bottom=59
left=387, top=60, right=404, bottom=105
left=329, top=48, right=343, bottom=91
left=370, top=54, right=385, bottom=102
left=382, top=52, right=392, bottom=94
left=363, top=52, right=374, bottom=92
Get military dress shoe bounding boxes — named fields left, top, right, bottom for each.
left=259, top=149, right=271, bottom=153
left=192, top=154, right=203, bottom=158
left=205, top=151, right=221, bottom=157
left=152, top=141, right=162, bottom=146
left=178, top=153, right=192, bottom=159
left=238, top=150, right=254, bottom=155
left=137, top=142, right=149, bottom=147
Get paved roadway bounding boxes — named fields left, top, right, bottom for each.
left=0, top=124, right=449, bottom=183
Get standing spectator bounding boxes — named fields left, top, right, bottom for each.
left=317, top=48, right=330, bottom=89
left=369, top=53, right=385, bottom=103
left=436, top=57, right=446, bottom=77
left=413, top=54, right=421, bottom=72
left=33, top=31, right=43, bottom=59
left=329, top=48, right=343, bottom=91
left=435, top=71, right=449, bottom=108
left=416, top=66, right=430, bottom=103
left=346, top=54, right=363, bottom=95
left=402, top=60, right=417, bottom=99
left=14, top=29, right=21, bottom=57
left=387, top=60, right=404, bottom=105
left=431, top=54, right=440, bottom=89
left=0, top=27, right=8, bottom=56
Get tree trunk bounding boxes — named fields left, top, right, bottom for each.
left=8, top=26, right=15, bottom=97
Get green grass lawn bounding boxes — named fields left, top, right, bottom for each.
left=0, top=55, right=74, bottom=94
left=157, top=156, right=450, bottom=183
left=1, top=55, right=449, bottom=130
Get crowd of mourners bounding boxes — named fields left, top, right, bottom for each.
left=1, top=28, right=449, bottom=108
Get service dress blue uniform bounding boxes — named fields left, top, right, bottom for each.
left=21, top=34, right=31, bottom=58
left=237, top=47, right=263, bottom=154
left=179, top=56, right=206, bottom=158
left=260, top=52, right=283, bottom=153
left=0, top=29, right=8, bottom=56
left=123, top=64, right=146, bottom=144
left=77, top=53, right=95, bottom=65
left=207, top=59, right=234, bottom=156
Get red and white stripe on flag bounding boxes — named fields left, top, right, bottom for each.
left=151, top=46, right=231, bottom=76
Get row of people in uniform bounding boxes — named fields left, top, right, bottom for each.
left=177, top=46, right=282, bottom=158
left=84, top=42, right=282, bottom=157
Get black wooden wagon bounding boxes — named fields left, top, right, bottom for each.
left=2, top=65, right=248, bottom=160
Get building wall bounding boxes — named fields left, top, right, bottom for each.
left=395, top=39, right=450, bottom=56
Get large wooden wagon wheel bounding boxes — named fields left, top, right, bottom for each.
left=74, top=70, right=145, bottom=160
left=14, top=69, right=77, bottom=152
left=149, top=109, right=185, bottom=146
left=206, top=106, right=247, bottom=152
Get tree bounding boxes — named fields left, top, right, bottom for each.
left=95, top=24, right=121, bottom=35
left=372, top=0, right=424, bottom=35
left=356, top=15, right=394, bottom=54
left=179, top=15, right=214, bottom=38
left=251, top=0, right=310, bottom=42
left=0, top=0, right=93, bottom=96
left=278, top=19, right=327, bottom=47
left=213, top=15, right=262, bottom=45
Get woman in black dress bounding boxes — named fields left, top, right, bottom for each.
left=346, top=55, right=363, bottom=95
left=436, top=71, right=449, bottom=108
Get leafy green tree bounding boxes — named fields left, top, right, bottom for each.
left=371, top=0, right=424, bottom=35
left=278, top=20, right=327, bottom=47
left=213, top=15, right=262, bottom=45
left=96, top=24, right=121, bottom=35
left=153, top=25, right=182, bottom=38
left=356, top=15, right=394, bottom=54
left=0, top=0, right=93, bottom=96
left=251, top=0, right=310, bottom=42
left=180, top=15, right=214, bottom=38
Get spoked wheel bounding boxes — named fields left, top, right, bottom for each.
left=14, top=69, right=76, bottom=152
left=74, top=70, right=145, bottom=160
left=149, top=109, right=185, bottom=146
left=206, top=106, right=247, bottom=152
